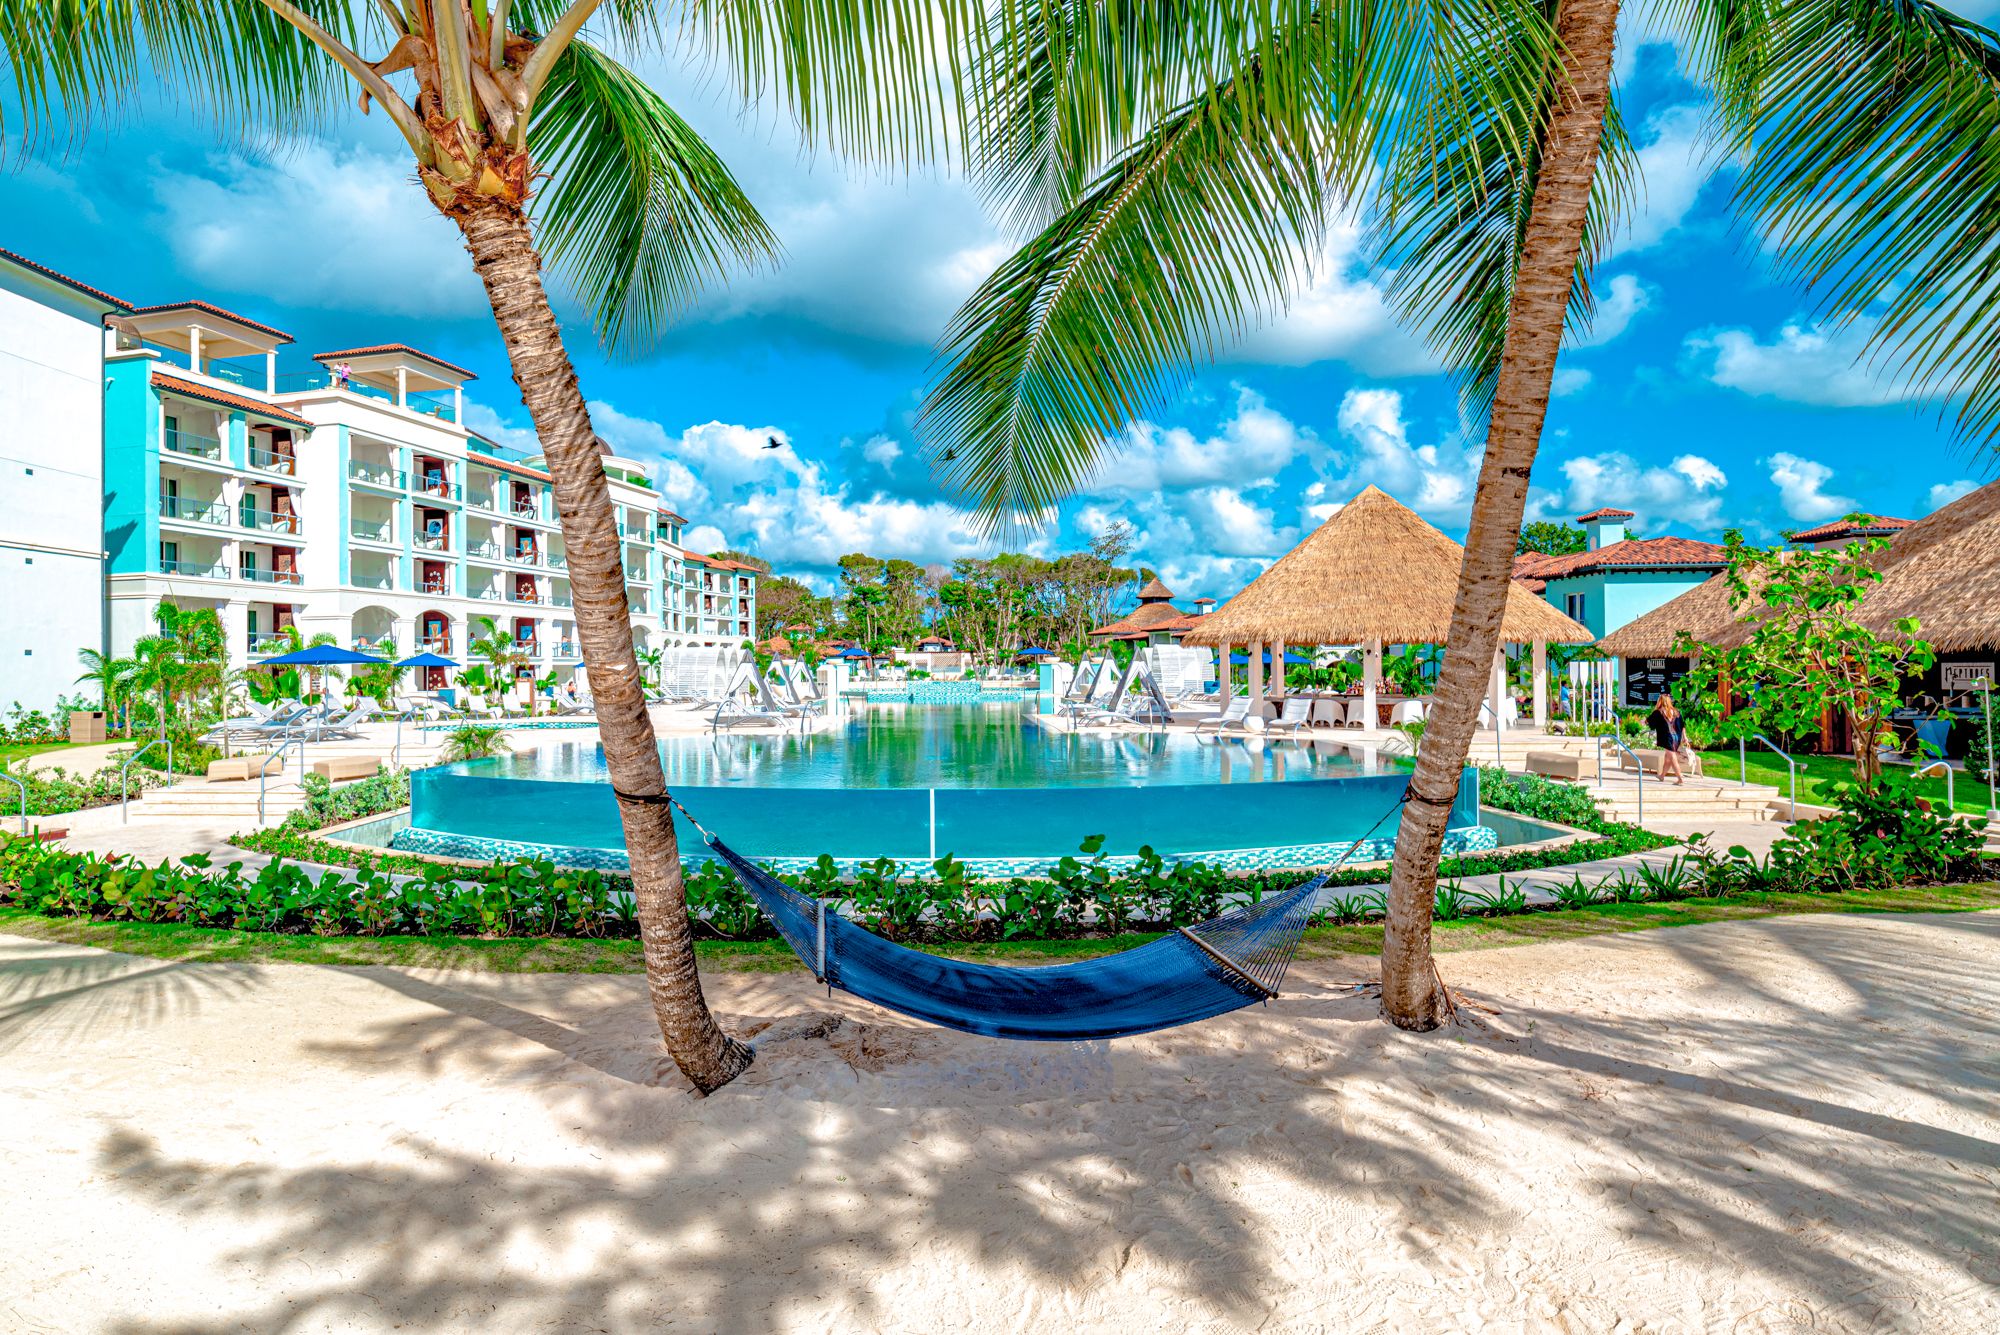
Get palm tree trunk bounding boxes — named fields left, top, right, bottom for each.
left=1379, top=0, right=1623, bottom=1029
left=450, top=198, right=753, bottom=1093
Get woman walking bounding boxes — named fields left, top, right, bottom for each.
left=1647, top=693, right=1688, bottom=785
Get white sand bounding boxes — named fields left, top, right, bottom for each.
left=2, top=913, right=1997, bottom=1333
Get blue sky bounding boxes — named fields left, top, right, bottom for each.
left=6, top=14, right=1995, bottom=600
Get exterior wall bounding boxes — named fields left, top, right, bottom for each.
left=0, top=266, right=110, bottom=710
left=1541, top=568, right=1714, bottom=640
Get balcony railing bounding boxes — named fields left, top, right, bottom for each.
left=419, top=579, right=452, bottom=596
left=247, top=633, right=292, bottom=653
left=474, top=587, right=506, bottom=601
left=350, top=520, right=393, bottom=543
left=511, top=590, right=545, bottom=604
left=239, top=567, right=303, bottom=585
left=421, top=636, right=453, bottom=654
left=465, top=540, right=503, bottom=560
left=415, top=532, right=451, bottom=551
left=240, top=508, right=302, bottom=536
left=555, top=641, right=578, bottom=656
left=352, top=637, right=391, bottom=653
left=512, top=502, right=544, bottom=522
left=350, top=572, right=394, bottom=591
left=468, top=492, right=502, bottom=513
left=162, top=428, right=223, bottom=461
left=247, top=447, right=297, bottom=476
left=158, top=496, right=228, bottom=525
left=545, top=552, right=568, bottom=570
left=414, top=477, right=461, bottom=502
left=276, top=370, right=396, bottom=406
left=510, top=548, right=542, bottom=566
left=348, top=460, right=402, bottom=487
left=159, top=557, right=228, bottom=579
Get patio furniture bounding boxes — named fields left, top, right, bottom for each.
left=205, top=755, right=287, bottom=782
left=1265, top=697, right=1316, bottom=737
left=1193, top=695, right=1255, bottom=736
left=1525, top=751, right=1584, bottom=781
left=1388, top=700, right=1428, bottom=728
left=311, top=756, right=382, bottom=781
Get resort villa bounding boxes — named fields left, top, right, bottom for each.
left=0, top=248, right=756, bottom=707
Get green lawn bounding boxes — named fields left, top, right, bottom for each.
left=1696, top=748, right=1998, bottom=817
left=0, top=740, right=85, bottom=769
left=6, top=881, right=1998, bottom=975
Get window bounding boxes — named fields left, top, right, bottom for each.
left=239, top=550, right=259, bottom=576
left=160, top=540, right=178, bottom=566
left=1565, top=592, right=1587, bottom=623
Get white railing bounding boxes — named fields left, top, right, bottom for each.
left=1738, top=733, right=1799, bottom=820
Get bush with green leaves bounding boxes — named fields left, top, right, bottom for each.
left=2, top=761, right=166, bottom=817
left=275, top=770, right=413, bottom=835
left=1477, top=766, right=1612, bottom=832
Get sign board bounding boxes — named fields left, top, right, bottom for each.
left=1943, top=662, right=1996, bottom=695
left=1622, top=656, right=1691, bottom=708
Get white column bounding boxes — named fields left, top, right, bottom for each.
left=187, top=326, right=202, bottom=374
left=1532, top=640, right=1549, bottom=729
left=1272, top=636, right=1287, bottom=702
left=1489, top=649, right=1508, bottom=734
left=1247, top=638, right=1266, bottom=719
left=1363, top=638, right=1381, bottom=733
left=454, top=385, right=464, bottom=422
left=395, top=366, right=409, bottom=407
left=221, top=600, right=250, bottom=671
left=264, top=351, right=277, bottom=394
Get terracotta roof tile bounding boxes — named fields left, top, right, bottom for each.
left=1527, top=536, right=1727, bottom=582
left=315, top=343, right=477, bottom=380
left=133, top=299, right=292, bottom=343
left=152, top=370, right=311, bottom=428
left=1576, top=507, right=1636, bottom=521
left=0, top=247, right=130, bottom=310
left=466, top=450, right=551, bottom=482
left=1788, top=515, right=1913, bottom=543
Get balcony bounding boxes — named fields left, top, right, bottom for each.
left=413, top=476, right=461, bottom=503
left=510, top=590, right=545, bottom=605
left=159, top=496, right=228, bottom=526
left=421, top=636, right=453, bottom=655
left=414, top=532, right=452, bottom=552
left=240, top=508, right=303, bottom=537
left=473, top=587, right=506, bottom=602
left=350, top=519, right=394, bottom=544
left=159, top=557, right=228, bottom=579
left=511, top=501, right=545, bottom=523
left=248, top=447, right=298, bottom=477
left=348, top=460, right=403, bottom=488
left=247, top=632, right=292, bottom=654
left=555, top=640, right=577, bottom=657
left=350, top=571, right=394, bottom=591
left=162, top=428, right=223, bottom=461
left=545, top=552, right=568, bottom=570
left=510, top=548, right=543, bottom=567
left=467, top=491, right=502, bottom=513
left=466, top=540, right=504, bottom=562
left=239, top=567, right=304, bottom=586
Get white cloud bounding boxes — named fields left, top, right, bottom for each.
left=1928, top=479, right=1979, bottom=511
left=1089, top=387, right=1320, bottom=494
left=463, top=403, right=539, bottom=455
left=1687, top=316, right=1935, bottom=407
left=1331, top=387, right=1482, bottom=520
left=1607, top=105, right=1712, bottom=258
left=1227, top=219, right=1438, bottom=376
left=1571, top=274, right=1653, bottom=348
left=586, top=403, right=992, bottom=570
left=150, top=141, right=482, bottom=318
left=1765, top=451, right=1858, bottom=523
left=1551, top=368, right=1593, bottom=397
left=1529, top=451, right=1729, bottom=531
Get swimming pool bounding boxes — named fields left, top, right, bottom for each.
left=390, top=701, right=1498, bottom=873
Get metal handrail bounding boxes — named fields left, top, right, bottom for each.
left=121, top=737, right=172, bottom=822
left=1915, top=759, right=1956, bottom=815
left=1739, top=733, right=1799, bottom=819
left=4, top=765, right=25, bottom=833
left=259, top=738, right=308, bottom=825
left=1600, top=737, right=1645, bottom=826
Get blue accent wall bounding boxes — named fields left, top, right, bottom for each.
left=102, top=359, right=157, bottom=576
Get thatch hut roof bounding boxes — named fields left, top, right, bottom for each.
left=1182, top=485, right=1594, bottom=646
left=1596, top=572, right=1740, bottom=658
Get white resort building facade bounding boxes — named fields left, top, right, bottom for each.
left=0, top=249, right=757, bottom=709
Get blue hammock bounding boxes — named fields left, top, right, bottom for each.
left=696, top=834, right=1325, bottom=1042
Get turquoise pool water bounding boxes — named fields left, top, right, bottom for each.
left=397, top=701, right=1490, bottom=872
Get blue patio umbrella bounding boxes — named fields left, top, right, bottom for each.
left=1017, top=645, right=1055, bottom=656
left=837, top=646, right=873, bottom=659
left=259, top=644, right=388, bottom=666
left=1229, top=650, right=1311, bottom=666
left=396, top=651, right=459, bottom=668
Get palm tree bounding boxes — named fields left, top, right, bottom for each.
left=74, top=648, right=135, bottom=737
left=5, top=1, right=969, bottom=1091
left=922, top=0, right=2000, bottom=1029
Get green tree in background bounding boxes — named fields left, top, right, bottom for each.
left=1518, top=522, right=1587, bottom=556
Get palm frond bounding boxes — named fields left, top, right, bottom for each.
left=665, top=0, right=985, bottom=164
left=1730, top=0, right=2000, bottom=444
left=921, top=45, right=1332, bottom=531
left=530, top=38, right=780, bottom=352
left=0, top=0, right=368, bottom=147
left=1372, top=0, right=1636, bottom=419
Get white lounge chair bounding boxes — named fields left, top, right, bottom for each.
left=1194, top=696, right=1255, bottom=736
left=1389, top=700, right=1428, bottom=728
left=1265, top=697, right=1316, bottom=737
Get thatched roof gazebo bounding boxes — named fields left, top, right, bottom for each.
left=1090, top=577, right=1197, bottom=642
left=1184, top=485, right=1592, bottom=725
left=1792, top=481, right=2000, bottom=654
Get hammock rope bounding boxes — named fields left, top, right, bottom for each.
left=612, top=785, right=1408, bottom=1042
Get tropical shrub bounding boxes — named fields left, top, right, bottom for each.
left=2, top=760, right=166, bottom=817
left=275, top=770, right=413, bottom=835
left=1477, top=766, right=1611, bottom=831
left=439, top=724, right=510, bottom=763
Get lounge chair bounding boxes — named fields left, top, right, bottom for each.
left=1265, top=697, right=1316, bottom=737
left=1193, top=696, right=1255, bottom=736
left=708, top=699, right=789, bottom=732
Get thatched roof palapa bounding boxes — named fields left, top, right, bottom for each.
left=1182, top=485, right=1594, bottom=647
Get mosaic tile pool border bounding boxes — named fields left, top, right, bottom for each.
left=416, top=719, right=598, bottom=733
left=387, top=822, right=1500, bottom=876
left=843, top=682, right=1029, bottom=704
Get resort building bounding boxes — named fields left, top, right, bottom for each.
left=0, top=246, right=755, bottom=709
left=1787, top=514, right=1913, bottom=549
left=0, top=250, right=129, bottom=710
left=1515, top=508, right=1725, bottom=641
left=1089, top=578, right=1207, bottom=645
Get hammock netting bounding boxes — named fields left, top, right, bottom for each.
left=701, top=836, right=1324, bottom=1042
